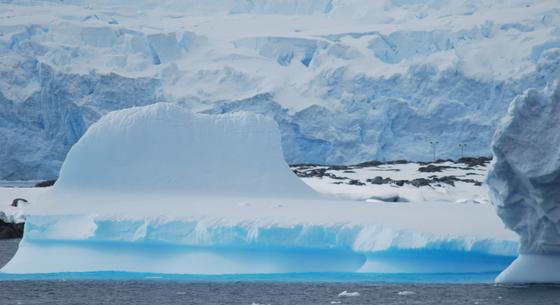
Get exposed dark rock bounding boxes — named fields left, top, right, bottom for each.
left=326, top=173, right=348, bottom=180
left=457, top=156, right=492, bottom=167
left=355, top=160, right=383, bottom=168
left=292, top=168, right=348, bottom=180
left=292, top=158, right=487, bottom=188
left=418, top=164, right=453, bottom=172
left=432, top=176, right=483, bottom=187
left=35, top=179, right=56, bottom=187
left=364, top=174, right=483, bottom=188
left=289, top=163, right=321, bottom=169
left=410, top=178, right=431, bottom=187
left=0, top=220, right=24, bottom=239
left=347, top=179, right=365, bottom=186
left=329, top=165, right=350, bottom=171
left=437, top=176, right=456, bottom=186
left=293, top=168, right=326, bottom=178
left=367, top=176, right=388, bottom=185
left=387, top=160, right=409, bottom=165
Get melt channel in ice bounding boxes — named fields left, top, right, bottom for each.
left=2, top=103, right=518, bottom=275
left=488, top=80, right=560, bottom=283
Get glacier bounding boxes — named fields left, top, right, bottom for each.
left=488, top=81, right=560, bottom=283
left=1, top=0, right=560, bottom=180
left=2, top=103, right=518, bottom=275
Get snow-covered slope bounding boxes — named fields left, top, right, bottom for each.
left=2, top=104, right=517, bottom=275
left=1, top=0, right=560, bottom=180
left=488, top=81, right=560, bottom=283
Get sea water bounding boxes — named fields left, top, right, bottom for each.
left=1, top=240, right=560, bottom=305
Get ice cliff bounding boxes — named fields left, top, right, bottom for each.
left=2, top=104, right=517, bottom=274
left=1, top=0, right=560, bottom=180
left=488, top=81, right=560, bottom=283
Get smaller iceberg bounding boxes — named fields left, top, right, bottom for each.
left=3, top=103, right=517, bottom=275
left=488, top=80, right=560, bottom=283
left=338, top=291, right=360, bottom=297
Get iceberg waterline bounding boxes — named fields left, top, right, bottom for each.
left=1, top=0, right=560, bottom=180
left=2, top=104, right=517, bottom=275
left=7, top=217, right=516, bottom=274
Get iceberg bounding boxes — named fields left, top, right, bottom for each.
left=2, top=103, right=518, bottom=275
left=488, top=81, right=560, bottom=283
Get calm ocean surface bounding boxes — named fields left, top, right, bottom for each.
left=1, top=239, right=560, bottom=305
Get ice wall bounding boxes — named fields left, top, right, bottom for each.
left=1, top=0, right=560, bottom=180
left=488, top=80, right=560, bottom=283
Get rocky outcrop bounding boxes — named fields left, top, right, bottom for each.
left=0, top=220, right=24, bottom=239
left=292, top=158, right=485, bottom=187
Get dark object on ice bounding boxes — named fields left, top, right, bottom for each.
left=0, top=220, right=24, bottom=239
left=11, top=198, right=27, bottom=207
left=369, top=194, right=409, bottom=203
left=35, top=179, right=56, bottom=187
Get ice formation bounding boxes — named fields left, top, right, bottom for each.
left=1, top=0, right=560, bottom=180
left=488, top=81, right=560, bottom=283
left=52, top=103, right=316, bottom=197
left=2, top=104, right=518, bottom=274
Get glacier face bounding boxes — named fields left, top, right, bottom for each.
left=1, top=0, right=560, bottom=179
left=487, top=81, right=560, bottom=283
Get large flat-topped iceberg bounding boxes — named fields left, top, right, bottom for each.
left=2, top=104, right=517, bottom=275
left=488, top=81, right=560, bottom=283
